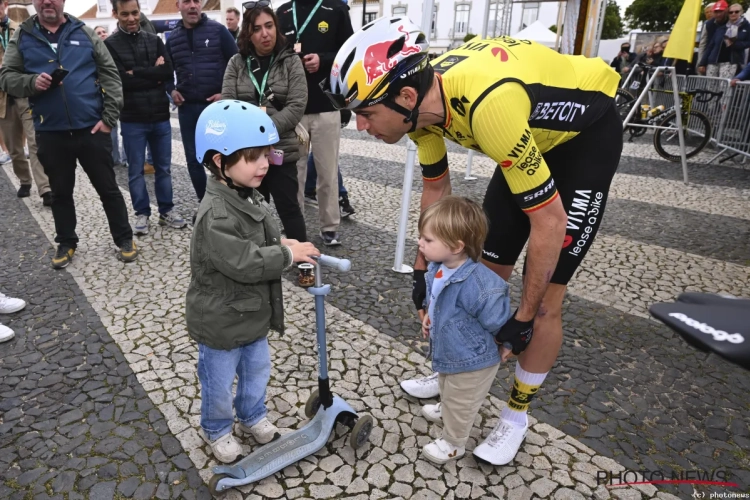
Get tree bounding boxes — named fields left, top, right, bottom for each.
left=463, top=33, right=477, bottom=42
left=602, top=0, right=625, bottom=39
left=624, top=0, right=686, bottom=32
left=549, top=25, right=557, bottom=34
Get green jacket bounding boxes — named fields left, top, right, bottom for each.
left=186, top=178, right=293, bottom=350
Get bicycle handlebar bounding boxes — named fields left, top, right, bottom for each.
left=692, top=89, right=724, bottom=103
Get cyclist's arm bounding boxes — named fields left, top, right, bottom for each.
left=410, top=129, right=452, bottom=271
left=472, top=84, right=567, bottom=321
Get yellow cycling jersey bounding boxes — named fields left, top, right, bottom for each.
left=409, top=37, right=620, bottom=212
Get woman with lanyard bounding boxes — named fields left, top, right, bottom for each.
left=222, top=0, right=308, bottom=244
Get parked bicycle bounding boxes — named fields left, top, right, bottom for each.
left=616, top=67, right=723, bottom=161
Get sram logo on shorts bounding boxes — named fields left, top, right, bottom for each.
left=668, top=312, right=745, bottom=344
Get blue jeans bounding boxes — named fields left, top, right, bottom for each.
left=197, top=338, right=271, bottom=441
left=178, top=102, right=209, bottom=201
left=121, top=120, right=174, bottom=217
left=305, top=152, right=347, bottom=196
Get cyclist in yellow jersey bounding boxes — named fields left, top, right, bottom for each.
left=323, top=17, right=623, bottom=465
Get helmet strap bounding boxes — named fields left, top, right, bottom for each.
left=220, top=155, right=254, bottom=200
left=382, top=64, right=435, bottom=133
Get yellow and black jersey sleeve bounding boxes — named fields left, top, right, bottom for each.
left=472, top=82, right=559, bottom=212
left=409, top=128, right=449, bottom=182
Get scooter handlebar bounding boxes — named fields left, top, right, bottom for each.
left=316, top=255, right=351, bottom=272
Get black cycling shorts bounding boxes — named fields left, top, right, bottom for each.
left=481, top=102, right=623, bottom=285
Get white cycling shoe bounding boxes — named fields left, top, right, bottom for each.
left=400, top=372, right=440, bottom=399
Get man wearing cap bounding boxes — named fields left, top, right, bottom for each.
left=610, top=42, right=636, bottom=76
left=698, top=0, right=750, bottom=77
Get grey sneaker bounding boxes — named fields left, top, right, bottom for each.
left=320, top=231, right=341, bottom=246
left=133, top=214, right=149, bottom=236
left=0, top=152, right=11, bottom=164
left=159, top=210, right=187, bottom=229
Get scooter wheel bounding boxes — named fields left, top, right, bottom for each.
left=305, top=389, right=321, bottom=418
left=350, top=414, right=374, bottom=449
left=208, top=473, right=230, bottom=496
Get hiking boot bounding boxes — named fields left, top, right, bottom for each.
left=339, top=194, right=355, bottom=218
left=52, top=246, right=75, bottom=269
left=144, top=162, right=155, bottom=175
left=159, top=210, right=187, bottom=229
left=42, top=192, right=54, bottom=207
left=472, top=418, right=528, bottom=466
left=423, top=438, right=465, bottom=465
left=118, top=240, right=138, bottom=263
left=0, top=293, right=26, bottom=314
left=17, top=184, right=31, bottom=198
left=238, top=417, right=280, bottom=444
left=320, top=231, right=341, bottom=247
left=421, top=403, right=442, bottom=423
left=201, top=431, right=242, bottom=463
left=133, top=215, right=149, bottom=236
left=400, top=372, right=440, bottom=399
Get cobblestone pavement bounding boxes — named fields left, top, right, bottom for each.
left=2, top=115, right=748, bottom=500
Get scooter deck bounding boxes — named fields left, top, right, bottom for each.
left=211, top=395, right=357, bottom=492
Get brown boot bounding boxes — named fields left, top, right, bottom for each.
left=144, top=162, right=155, bottom=175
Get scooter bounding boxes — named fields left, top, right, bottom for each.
left=208, top=255, right=374, bottom=495
left=650, top=292, right=750, bottom=371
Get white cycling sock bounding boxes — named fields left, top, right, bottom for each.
left=501, top=363, right=548, bottom=427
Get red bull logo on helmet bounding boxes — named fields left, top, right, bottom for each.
left=362, top=25, right=422, bottom=86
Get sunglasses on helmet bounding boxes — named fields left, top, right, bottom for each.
left=242, top=0, right=271, bottom=10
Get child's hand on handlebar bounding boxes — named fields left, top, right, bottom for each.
left=287, top=241, right=320, bottom=264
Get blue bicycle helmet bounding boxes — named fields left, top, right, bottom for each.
left=195, top=100, right=279, bottom=163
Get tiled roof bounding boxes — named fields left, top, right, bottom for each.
left=9, top=5, right=31, bottom=23
left=79, top=3, right=98, bottom=19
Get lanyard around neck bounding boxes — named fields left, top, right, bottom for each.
left=0, top=28, right=8, bottom=52
left=292, top=0, right=324, bottom=42
left=247, top=54, right=274, bottom=104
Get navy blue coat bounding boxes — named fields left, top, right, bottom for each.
left=700, top=18, right=750, bottom=68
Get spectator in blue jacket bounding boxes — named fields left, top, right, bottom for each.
left=166, top=0, right=237, bottom=203
left=0, top=0, right=138, bottom=269
left=698, top=1, right=750, bottom=78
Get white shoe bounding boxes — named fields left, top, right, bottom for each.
left=400, top=372, right=440, bottom=399
left=201, top=431, right=242, bottom=463
left=238, top=417, right=279, bottom=444
left=133, top=214, right=149, bottom=236
left=421, top=402, right=442, bottom=423
left=0, top=323, right=15, bottom=343
left=0, top=293, right=26, bottom=314
left=472, top=418, right=528, bottom=466
left=423, top=438, right=465, bottom=465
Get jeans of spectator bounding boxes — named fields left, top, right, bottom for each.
left=257, top=161, right=307, bottom=241
left=121, top=120, right=174, bottom=217
left=305, top=152, right=347, bottom=197
left=36, top=129, right=133, bottom=249
left=197, top=338, right=271, bottom=442
left=178, top=102, right=209, bottom=201
left=110, top=124, right=122, bottom=165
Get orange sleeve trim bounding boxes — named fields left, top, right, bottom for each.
left=523, top=191, right=559, bottom=213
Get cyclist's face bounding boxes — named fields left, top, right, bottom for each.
left=355, top=105, right=411, bottom=144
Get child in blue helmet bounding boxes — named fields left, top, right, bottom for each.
left=186, top=101, right=320, bottom=463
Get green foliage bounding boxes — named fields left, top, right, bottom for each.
left=602, top=0, right=625, bottom=39
left=624, top=0, right=685, bottom=32
left=549, top=25, right=557, bottom=34
left=463, top=33, right=477, bottom=43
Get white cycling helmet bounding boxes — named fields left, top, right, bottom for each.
left=323, top=16, right=432, bottom=129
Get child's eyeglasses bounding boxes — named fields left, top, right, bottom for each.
left=243, top=0, right=271, bottom=10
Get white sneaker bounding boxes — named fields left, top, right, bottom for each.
left=238, top=417, right=279, bottom=444
left=423, top=438, right=465, bottom=465
left=421, top=402, right=442, bottom=423
left=0, top=293, right=26, bottom=314
left=0, top=323, right=15, bottom=343
left=133, top=214, right=149, bottom=236
left=201, top=431, right=242, bottom=463
left=472, top=418, right=528, bottom=466
left=400, top=372, right=440, bottom=399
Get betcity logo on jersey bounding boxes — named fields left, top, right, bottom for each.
left=529, top=101, right=589, bottom=123
left=564, top=190, right=603, bottom=257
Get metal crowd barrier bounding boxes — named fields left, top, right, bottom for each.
left=709, top=81, right=750, bottom=163
left=685, top=75, right=733, bottom=143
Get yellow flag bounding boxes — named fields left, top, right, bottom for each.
left=664, top=0, right=702, bottom=61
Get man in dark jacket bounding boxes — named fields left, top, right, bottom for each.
left=277, top=0, right=354, bottom=246
left=106, top=0, right=186, bottom=236
left=166, top=0, right=237, bottom=202
left=698, top=1, right=750, bottom=77
left=0, top=0, right=137, bottom=269
left=610, top=42, right=636, bottom=76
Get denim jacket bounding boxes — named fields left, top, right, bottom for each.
left=424, top=259, right=511, bottom=374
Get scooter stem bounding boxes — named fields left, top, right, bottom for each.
left=312, top=260, right=333, bottom=408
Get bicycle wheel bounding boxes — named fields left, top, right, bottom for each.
left=653, top=110, right=712, bottom=162
left=615, top=88, right=635, bottom=122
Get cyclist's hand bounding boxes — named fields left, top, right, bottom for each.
left=412, top=269, right=427, bottom=316
left=495, top=311, right=534, bottom=355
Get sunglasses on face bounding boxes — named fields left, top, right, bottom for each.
left=243, top=0, right=270, bottom=9
left=730, top=9, right=742, bottom=13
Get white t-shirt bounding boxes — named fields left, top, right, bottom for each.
left=427, top=264, right=459, bottom=322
